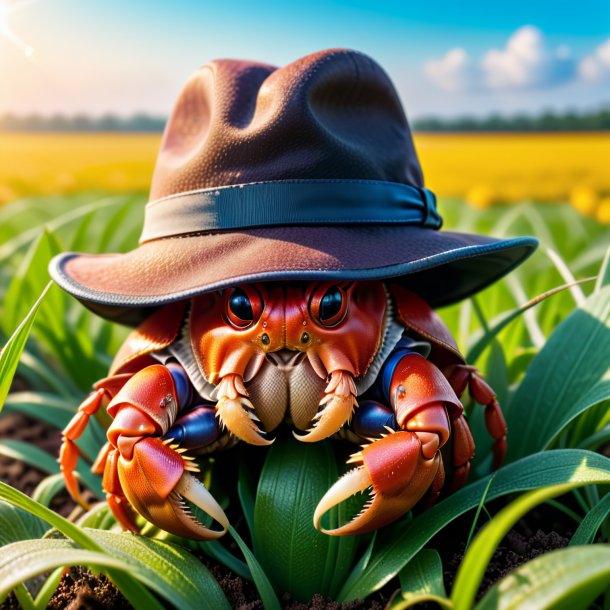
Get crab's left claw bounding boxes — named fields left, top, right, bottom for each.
left=117, top=436, right=229, bottom=540
left=314, top=431, right=441, bottom=536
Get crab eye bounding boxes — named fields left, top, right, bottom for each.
left=226, top=286, right=263, bottom=328
left=310, top=284, right=348, bottom=327
left=320, top=287, right=342, bottom=321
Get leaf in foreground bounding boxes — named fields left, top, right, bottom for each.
left=452, top=481, right=606, bottom=609
left=0, top=481, right=228, bottom=609
left=476, top=545, right=610, bottom=610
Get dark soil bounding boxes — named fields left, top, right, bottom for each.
left=0, top=411, right=574, bottom=608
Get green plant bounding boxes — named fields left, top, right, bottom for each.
left=0, top=193, right=609, bottom=607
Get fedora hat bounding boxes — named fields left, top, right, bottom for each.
left=50, top=48, right=537, bottom=326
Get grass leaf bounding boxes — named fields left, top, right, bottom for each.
left=596, top=244, right=610, bottom=291
left=475, top=545, right=610, bottom=610
left=0, top=501, right=48, bottom=545
left=229, top=525, right=281, bottom=610
left=253, top=436, right=358, bottom=600
left=466, top=278, right=594, bottom=364
left=0, top=283, right=50, bottom=413
left=505, top=286, right=610, bottom=461
left=570, top=492, right=610, bottom=546
left=391, top=549, right=451, bottom=609
left=0, top=480, right=163, bottom=608
left=452, top=481, right=608, bottom=609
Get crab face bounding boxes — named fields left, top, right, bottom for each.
left=189, top=281, right=387, bottom=442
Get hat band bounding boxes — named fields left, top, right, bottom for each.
left=140, top=179, right=442, bottom=243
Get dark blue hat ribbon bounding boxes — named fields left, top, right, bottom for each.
left=140, top=179, right=442, bottom=243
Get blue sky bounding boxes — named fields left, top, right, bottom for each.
left=0, top=0, right=609, bottom=118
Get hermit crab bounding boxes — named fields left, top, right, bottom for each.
left=59, top=281, right=506, bottom=538
left=50, top=49, right=536, bottom=540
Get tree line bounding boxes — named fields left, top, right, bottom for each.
left=0, top=107, right=608, bottom=132
left=412, top=107, right=610, bottom=131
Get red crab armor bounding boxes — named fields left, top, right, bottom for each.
left=60, top=281, right=507, bottom=539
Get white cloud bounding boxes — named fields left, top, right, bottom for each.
left=579, top=38, right=610, bottom=81
left=423, top=48, right=474, bottom=93
left=423, top=26, right=577, bottom=93
left=482, top=26, right=574, bottom=90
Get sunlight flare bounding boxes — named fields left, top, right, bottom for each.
left=0, top=0, right=36, bottom=57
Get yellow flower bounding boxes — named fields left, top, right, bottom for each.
left=570, top=185, right=598, bottom=216
left=466, top=185, right=494, bottom=209
left=595, top=197, right=610, bottom=224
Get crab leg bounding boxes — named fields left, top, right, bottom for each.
left=446, top=364, right=507, bottom=469
left=60, top=388, right=110, bottom=508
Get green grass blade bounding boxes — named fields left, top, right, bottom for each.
left=75, top=503, right=116, bottom=530
left=229, top=525, right=281, bottom=610
left=391, top=549, right=451, bottom=609
left=475, top=545, right=610, bottom=610
left=0, top=540, right=162, bottom=607
left=0, top=501, right=48, bottom=545
left=18, top=349, right=79, bottom=398
left=506, top=286, right=610, bottom=461
left=570, top=492, right=610, bottom=546
left=12, top=583, right=36, bottom=610
left=0, top=481, right=161, bottom=608
left=2, top=230, right=65, bottom=339
left=198, top=539, right=251, bottom=581
left=0, top=195, right=126, bottom=263
left=596, top=244, right=610, bottom=292
left=33, top=567, right=64, bottom=610
left=452, top=481, right=605, bottom=609
left=31, top=474, right=67, bottom=508
left=338, top=449, right=610, bottom=602
left=238, top=458, right=257, bottom=538
left=0, top=283, right=50, bottom=413
left=465, top=475, right=495, bottom=549
left=343, top=531, right=378, bottom=585
left=0, top=439, right=59, bottom=474
left=466, top=278, right=594, bottom=364
left=89, top=529, right=231, bottom=610
left=253, top=436, right=358, bottom=600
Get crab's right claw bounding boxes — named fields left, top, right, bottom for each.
left=117, top=436, right=229, bottom=540
left=215, top=374, right=273, bottom=446
left=314, top=431, right=439, bottom=536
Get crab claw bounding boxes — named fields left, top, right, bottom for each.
left=313, top=431, right=439, bottom=536
left=215, top=375, right=273, bottom=446
left=117, top=436, right=228, bottom=540
left=295, top=370, right=357, bottom=443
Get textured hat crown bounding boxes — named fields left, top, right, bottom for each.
left=150, top=49, right=423, bottom=201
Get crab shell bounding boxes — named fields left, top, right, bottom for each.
left=110, top=282, right=465, bottom=388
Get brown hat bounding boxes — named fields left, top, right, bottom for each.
left=50, top=49, right=537, bottom=326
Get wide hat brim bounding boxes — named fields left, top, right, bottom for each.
left=50, top=225, right=537, bottom=327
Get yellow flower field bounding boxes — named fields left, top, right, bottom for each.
left=0, top=132, right=608, bottom=219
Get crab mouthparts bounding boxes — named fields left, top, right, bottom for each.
left=267, top=349, right=306, bottom=370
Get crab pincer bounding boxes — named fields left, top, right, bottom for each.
left=61, top=364, right=229, bottom=540
left=314, top=353, right=468, bottom=536
left=314, top=430, right=441, bottom=535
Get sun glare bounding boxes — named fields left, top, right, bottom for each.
left=0, top=0, right=35, bottom=57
